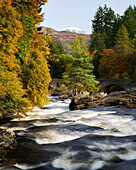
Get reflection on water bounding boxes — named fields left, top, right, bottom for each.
left=1, top=97, right=136, bottom=170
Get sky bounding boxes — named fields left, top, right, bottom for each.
left=41, top=0, right=136, bottom=34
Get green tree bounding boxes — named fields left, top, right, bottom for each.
left=45, top=28, right=68, bottom=78
left=114, top=24, right=134, bottom=57
left=49, top=38, right=67, bottom=78
left=122, top=6, right=136, bottom=39
left=132, top=34, right=136, bottom=49
left=92, top=5, right=119, bottom=48
left=92, top=6, right=104, bottom=33
left=63, top=36, right=98, bottom=96
left=91, top=51, right=102, bottom=78
left=89, top=32, right=106, bottom=53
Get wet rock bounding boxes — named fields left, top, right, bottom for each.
left=69, top=91, right=136, bottom=110
left=58, top=94, right=69, bottom=100
left=69, top=92, right=107, bottom=110
left=41, top=106, right=49, bottom=109
left=0, top=129, right=16, bottom=149
left=52, top=89, right=72, bottom=100
left=104, top=93, right=136, bottom=108
left=107, top=91, right=126, bottom=97
left=0, top=129, right=17, bottom=166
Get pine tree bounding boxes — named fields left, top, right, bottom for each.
left=63, top=36, right=98, bottom=96
left=92, top=5, right=118, bottom=48
left=114, top=24, right=134, bottom=57
left=89, top=32, right=106, bottom=53
left=92, top=6, right=104, bottom=33
left=123, top=6, right=136, bottom=39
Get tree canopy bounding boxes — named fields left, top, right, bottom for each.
left=0, top=0, right=51, bottom=117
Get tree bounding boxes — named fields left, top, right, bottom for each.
left=122, top=6, right=136, bottom=39
left=114, top=24, right=134, bottom=57
left=45, top=28, right=72, bottom=79
left=63, top=36, right=98, bottom=96
left=0, top=67, right=30, bottom=117
left=0, top=0, right=51, bottom=116
left=91, top=51, right=103, bottom=78
left=0, top=0, right=29, bottom=117
left=98, top=49, right=128, bottom=79
left=89, top=32, right=106, bottom=53
left=49, top=38, right=67, bottom=78
left=92, top=5, right=118, bottom=48
left=127, top=51, right=136, bottom=79
left=132, top=34, right=136, bottom=49
left=92, top=6, right=104, bottom=33
left=24, top=34, right=51, bottom=107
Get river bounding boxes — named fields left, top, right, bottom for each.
left=1, top=97, right=136, bottom=170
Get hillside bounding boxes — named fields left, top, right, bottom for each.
left=38, top=26, right=90, bottom=54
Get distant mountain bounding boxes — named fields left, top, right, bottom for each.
left=38, top=26, right=90, bottom=54
left=63, top=27, right=86, bottom=34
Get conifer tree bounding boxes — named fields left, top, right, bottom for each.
left=89, top=32, right=106, bottom=53
left=63, top=36, right=98, bottom=96
left=114, top=24, right=134, bottom=57
left=123, top=6, right=136, bottom=39
left=92, top=5, right=118, bottom=48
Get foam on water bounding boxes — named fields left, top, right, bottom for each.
left=34, top=129, right=89, bottom=144
left=15, top=162, right=48, bottom=170
left=52, top=150, right=106, bottom=170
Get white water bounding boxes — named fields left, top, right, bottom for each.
left=1, top=97, right=136, bottom=170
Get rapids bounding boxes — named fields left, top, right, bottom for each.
left=1, top=97, right=136, bottom=170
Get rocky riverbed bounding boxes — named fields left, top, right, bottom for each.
left=69, top=91, right=136, bottom=110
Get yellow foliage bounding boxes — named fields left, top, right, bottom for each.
left=26, top=34, right=51, bottom=107
left=0, top=68, right=30, bottom=117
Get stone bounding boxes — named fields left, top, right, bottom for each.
left=0, top=129, right=16, bottom=149
left=69, top=92, right=107, bottom=110
left=69, top=91, right=136, bottom=110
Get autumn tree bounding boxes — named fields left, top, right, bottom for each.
left=0, top=67, right=30, bottom=117
left=63, top=36, right=98, bottom=96
left=0, top=0, right=30, bottom=116
left=0, top=0, right=51, bottom=116
left=127, top=51, right=136, bottom=79
left=98, top=49, right=128, bottom=79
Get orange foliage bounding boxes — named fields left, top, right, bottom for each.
left=98, top=49, right=128, bottom=78
left=0, top=0, right=51, bottom=116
